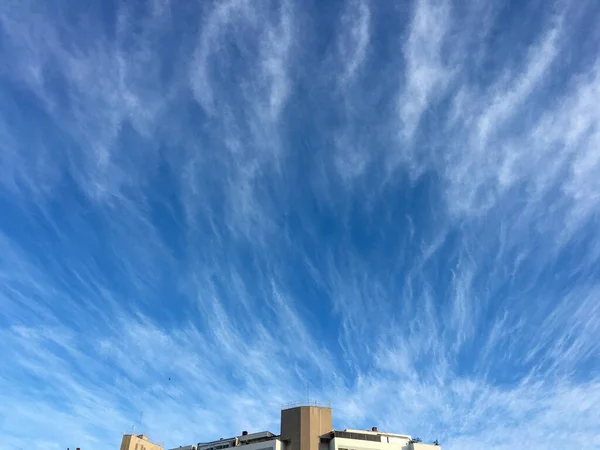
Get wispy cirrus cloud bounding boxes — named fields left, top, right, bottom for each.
left=1, top=0, right=600, bottom=449
left=398, top=0, right=452, bottom=141
left=185, top=0, right=296, bottom=239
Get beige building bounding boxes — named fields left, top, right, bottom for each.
left=168, top=405, right=440, bottom=450
left=121, top=433, right=164, bottom=450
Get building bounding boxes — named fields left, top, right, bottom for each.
left=322, top=427, right=438, bottom=450
left=121, top=433, right=164, bottom=450
left=168, top=404, right=440, bottom=450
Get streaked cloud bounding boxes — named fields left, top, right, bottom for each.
left=399, top=0, right=452, bottom=140
left=1, top=0, right=599, bottom=449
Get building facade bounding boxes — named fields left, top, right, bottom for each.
left=121, top=433, right=164, bottom=450
left=168, top=405, right=440, bottom=450
left=322, top=428, right=437, bottom=450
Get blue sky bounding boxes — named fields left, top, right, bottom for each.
left=1, top=0, right=599, bottom=449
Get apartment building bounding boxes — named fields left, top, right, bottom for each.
left=168, top=405, right=440, bottom=450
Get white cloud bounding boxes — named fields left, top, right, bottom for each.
left=0, top=0, right=175, bottom=204
left=399, top=0, right=452, bottom=140
left=187, top=0, right=296, bottom=239
left=336, top=0, right=371, bottom=85
left=474, top=26, right=561, bottom=146
left=1, top=1, right=600, bottom=450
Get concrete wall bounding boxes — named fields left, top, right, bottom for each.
left=330, top=436, right=408, bottom=450
left=238, top=438, right=282, bottom=450
left=281, top=406, right=332, bottom=450
left=120, top=434, right=164, bottom=450
left=410, top=444, right=441, bottom=450
left=281, top=407, right=301, bottom=450
left=330, top=437, right=440, bottom=450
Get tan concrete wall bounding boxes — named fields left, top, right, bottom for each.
left=281, top=407, right=302, bottom=450
left=120, top=434, right=164, bottom=450
left=306, top=406, right=332, bottom=450
left=280, top=406, right=332, bottom=450
left=121, top=435, right=133, bottom=450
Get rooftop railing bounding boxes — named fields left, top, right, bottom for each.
left=281, top=401, right=331, bottom=410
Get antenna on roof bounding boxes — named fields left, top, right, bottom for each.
left=307, top=381, right=310, bottom=403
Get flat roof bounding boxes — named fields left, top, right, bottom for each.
left=327, top=430, right=411, bottom=442
left=239, top=431, right=277, bottom=442
left=343, top=429, right=411, bottom=439
left=197, top=431, right=278, bottom=448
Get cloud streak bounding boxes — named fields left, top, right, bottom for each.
left=1, top=1, right=600, bottom=450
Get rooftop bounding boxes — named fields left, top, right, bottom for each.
left=281, top=401, right=332, bottom=410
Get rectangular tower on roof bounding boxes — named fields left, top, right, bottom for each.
left=280, top=405, right=332, bottom=450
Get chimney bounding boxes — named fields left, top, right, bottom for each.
left=242, top=431, right=248, bottom=436
left=371, top=427, right=378, bottom=432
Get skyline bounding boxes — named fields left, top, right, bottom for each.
left=1, top=0, right=600, bottom=449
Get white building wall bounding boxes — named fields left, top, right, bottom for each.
left=330, top=436, right=409, bottom=450
left=238, top=439, right=282, bottom=450
left=411, top=445, right=440, bottom=450
left=330, top=437, right=439, bottom=450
